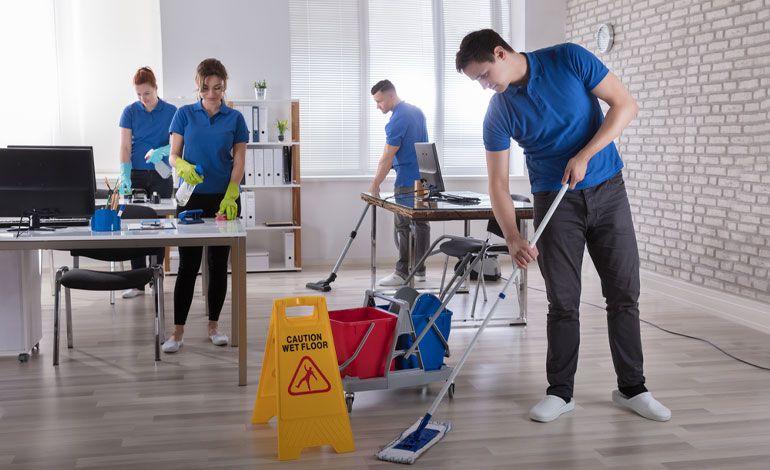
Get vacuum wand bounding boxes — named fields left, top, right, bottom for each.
left=306, top=204, right=371, bottom=292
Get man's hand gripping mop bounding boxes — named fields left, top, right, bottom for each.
left=376, top=183, right=569, bottom=464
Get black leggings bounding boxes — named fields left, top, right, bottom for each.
left=173, top=192, right=240, bottom=325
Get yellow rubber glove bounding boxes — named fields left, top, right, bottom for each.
left=175, top=158, right=204, bottom=185
left=218, top=182, right=240, bottom=220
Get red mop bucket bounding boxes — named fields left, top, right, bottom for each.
left=329, top=307, right=397, bottom=379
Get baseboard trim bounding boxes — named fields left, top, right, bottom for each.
left=641, top=269, right=770, bottom=334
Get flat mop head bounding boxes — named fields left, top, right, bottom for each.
left=376, top=416, right=451, bottom=464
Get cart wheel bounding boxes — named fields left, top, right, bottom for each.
left=32, top=343, right=40, bottom=353
left=345, top=392, right=355, bottom=413
left=18, top=353, right=30, bottom=363
left=448, top=383, right=455, bottom=399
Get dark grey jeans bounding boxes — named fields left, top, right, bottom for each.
left=533, top=172, right=645, bottom=399
left=394, top=186, right=430, bottom=278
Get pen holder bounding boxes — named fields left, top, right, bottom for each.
left=91, top=209, right=121, bottom=232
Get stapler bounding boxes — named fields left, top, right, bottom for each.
left=178, top=209, right=204, bottom=224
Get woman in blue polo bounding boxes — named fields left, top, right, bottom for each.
left=163, top=58, right=248, bottom=353
left=118, top=66, right=177, bottom=299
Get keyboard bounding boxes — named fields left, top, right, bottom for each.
left=0, top=217, right=89, bottom=228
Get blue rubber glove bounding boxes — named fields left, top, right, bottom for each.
left=218, top=182, right=240, bottom=220
left=118, top=162, right=132, bottom=195
left=145, top=144, right=171, bottom=164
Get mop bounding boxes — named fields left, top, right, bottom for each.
left=377, top=183, right=568, bottom=464
left=306, top=204, right=370, bottom=292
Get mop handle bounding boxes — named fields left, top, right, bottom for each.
left=424, top=183, right=569, bottom=418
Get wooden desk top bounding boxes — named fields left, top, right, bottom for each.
left=361, top=191, right=533, bottom=222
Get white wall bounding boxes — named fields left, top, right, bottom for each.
left=524, top=0, right=566, bottom=50
left=159, top=0, right=290, bottom=102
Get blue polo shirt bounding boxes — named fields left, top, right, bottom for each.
left=386, top=101, right=429, bottom=188
left=169, top=100, right=249, bottom=194
left=483, top=43, right=624, bottom=192
left=119, top=99, right=177, bottom=170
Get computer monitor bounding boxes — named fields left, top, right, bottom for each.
left=414, top=142, right=445, bottom=196
left=0, top=146, right=96, bottom=229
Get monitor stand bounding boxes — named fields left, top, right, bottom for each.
left=5, top=210, right=56, bottom=233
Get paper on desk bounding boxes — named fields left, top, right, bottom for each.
left=126, top=221, right=176, bottom=230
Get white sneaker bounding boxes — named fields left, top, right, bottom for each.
left=122, top=288, right=145, bottom=299
left=414, top=273, right=426, bottom=282
left=529, top=395, right=575, bottom=422
left=161, top=338, right=183, bottom=353
left=209, top=332, right=229, bottom=346
left=378, top=272, right=407, bottom=287
left=612, top=390, right=671, bottom=421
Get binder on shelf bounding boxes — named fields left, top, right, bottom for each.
left=253, top=149, right=265, bottom=186
left=239, top=191, right=255, bottom=227
left=252, top=105, right=268, bottom=142
left=282, top=146, right=292, bottom=184
left=244, top=149, right=256, bottom=186
left=263, top=149, right=273, bottom=183
left=283, top=231, right=295, bottom=268
left=239, top=106, right=254, bottom=143
left=272, top=148, right=283, bottom=185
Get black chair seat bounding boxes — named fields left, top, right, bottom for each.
left=60, top=268, right=154, bottom=291
left=439, top=239, right=484, bottom=258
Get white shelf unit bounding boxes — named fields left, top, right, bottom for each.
left=230, top=99, right=301, bottom=273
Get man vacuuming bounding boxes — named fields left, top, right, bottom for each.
left=455, top=29, right=671, bottom=423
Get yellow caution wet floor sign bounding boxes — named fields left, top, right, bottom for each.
left=252, top=296, right=354, bottom=460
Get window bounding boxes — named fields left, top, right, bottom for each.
left=290, top=0, right=518, bottom=177
left=289, top=0, right=362, bottom=175
left=367, top=0, right=436, bottom=170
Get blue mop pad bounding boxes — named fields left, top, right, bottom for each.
left=376, top=414, right=451, bottom=464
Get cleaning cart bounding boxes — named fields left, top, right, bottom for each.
left=329, top=236, right=495, bottom=412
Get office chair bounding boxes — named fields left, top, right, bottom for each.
left=71, top=205, right=163, bottom=304
left=53, top=205, right=167, bottom=365
left=436, top=194, right=531, bottom=320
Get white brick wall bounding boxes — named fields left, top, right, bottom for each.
left=566, top=0, right=770, bottom=303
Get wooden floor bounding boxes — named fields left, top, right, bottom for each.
left=1, top=262, right=770, bottom=469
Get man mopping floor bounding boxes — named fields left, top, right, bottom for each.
left=454, top=30, right=670, bottom=424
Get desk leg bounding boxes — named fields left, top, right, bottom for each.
left=464, top=220, right=470, bottom=237
left=202, top=247, right=209, bottom=318
left=231, top=237, right=247, bottom=385
left=407, top=229, right=414, bottom=288
left=370, top=204, right=377, bottom=291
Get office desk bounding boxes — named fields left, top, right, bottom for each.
left=0, top=219, right=249, bottom=385
left=360, top=191, right=534, bottom=322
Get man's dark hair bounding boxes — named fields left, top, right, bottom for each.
left=371, top=79, right=396, bottom=95
left=455, top=29, right=514, bottom=72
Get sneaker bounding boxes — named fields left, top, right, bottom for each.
left=414, top=273, right=426, bottom=282
left=529, top=395, right=575, bottom=422
left=378, top=272, right=407, bottom=287
left=209, top=332, right=229, bottom=346
left=612, top=390, right=671, bottom=422
left=122, top=288, right=145, bottom=299
left=161, top=337, right=183, bottom=353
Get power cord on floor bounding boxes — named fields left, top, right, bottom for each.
left=527, top=285, right=770, bottom=371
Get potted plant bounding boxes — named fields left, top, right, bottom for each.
left=276, top=119, right=289, bottom=142
left=254, top=80, right=267, bottom=100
